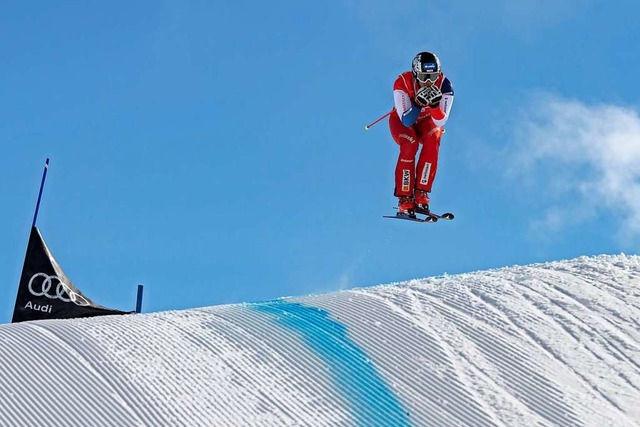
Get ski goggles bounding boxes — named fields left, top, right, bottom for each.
left=415, top=71, right=440, bottom=84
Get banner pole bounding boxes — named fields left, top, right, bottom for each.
left=32, top=158, right=50, bottom=228
left=136, top=284, right=144, bottom=313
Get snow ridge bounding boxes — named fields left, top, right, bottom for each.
left=0, top=254, right=639, bottom=426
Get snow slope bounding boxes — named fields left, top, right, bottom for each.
left=1, top=254, right=639, bottom=426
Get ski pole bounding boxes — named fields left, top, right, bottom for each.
left=364, top=109, right=393, bottom=131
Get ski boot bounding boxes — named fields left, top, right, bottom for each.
left=397, top=196, right=416, bottom=217
left=414, top=190, right=430, bottom=213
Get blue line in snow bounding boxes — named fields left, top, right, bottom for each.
left=250, top=300, right=411, bottom=426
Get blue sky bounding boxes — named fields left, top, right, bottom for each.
left=2, top=1, right=639, bottom=323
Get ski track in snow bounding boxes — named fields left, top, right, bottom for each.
left=0, top=254, right=639, bottom=426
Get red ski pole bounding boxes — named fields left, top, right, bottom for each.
left=364, top=109, right=393, bottom=131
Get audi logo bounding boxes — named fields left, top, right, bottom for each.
left=28, top=273, right=91, bottom=306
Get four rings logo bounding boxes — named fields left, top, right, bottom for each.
left=28, top=273, right=91, bottom=306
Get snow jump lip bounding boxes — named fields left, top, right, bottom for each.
left=1, top=254, right=638, bottom=426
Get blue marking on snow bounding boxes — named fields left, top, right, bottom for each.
left=251, top=300, right=411, bottom=426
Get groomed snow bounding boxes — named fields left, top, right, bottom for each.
left=1, top=254, right=639, bottom=426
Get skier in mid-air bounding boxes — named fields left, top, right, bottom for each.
left=389, top=51, right=454, bottom=216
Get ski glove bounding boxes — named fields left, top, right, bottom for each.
left=415, top=85, right=442, bottom=108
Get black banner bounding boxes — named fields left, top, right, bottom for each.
left=12, top=227, right=130, bottom=323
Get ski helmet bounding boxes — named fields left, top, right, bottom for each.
left=412, top=51, right=441, bottom=84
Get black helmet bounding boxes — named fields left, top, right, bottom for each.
left=412, top=51, right=441, bottom=84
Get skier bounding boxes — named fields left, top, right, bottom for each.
left=389, top=51, right=454, bottom=215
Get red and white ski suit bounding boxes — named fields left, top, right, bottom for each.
left=389, top=71, right=454, bottom=197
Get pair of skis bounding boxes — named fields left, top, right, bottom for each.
left=384, top=206, right=454, bottom=223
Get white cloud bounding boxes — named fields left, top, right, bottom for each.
left=508, top=95, right=640, bottom=243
